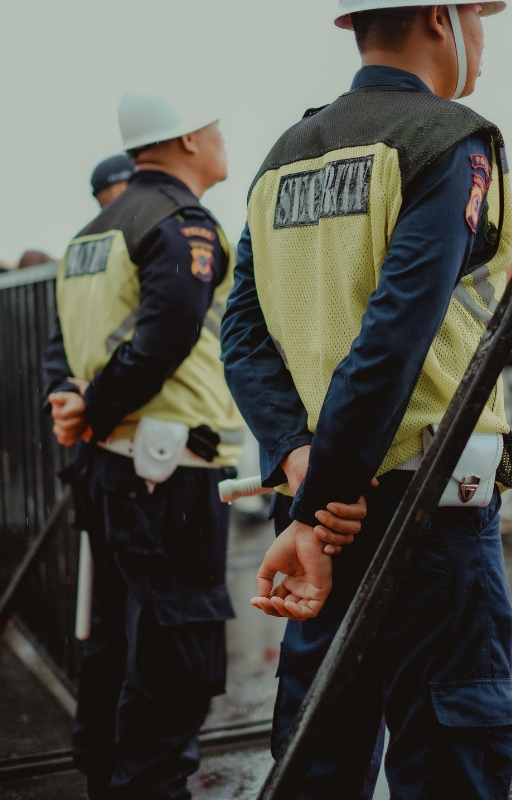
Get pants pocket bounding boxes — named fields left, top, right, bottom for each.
left=134, top=612, right=228, bottom=699
left=393, top=523, right=452, bottom=609
left=93, top=450, right=166, bottom=553
left=431, top=678, right=512, bottom=726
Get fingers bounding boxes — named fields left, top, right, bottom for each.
left=49, top=391, right=85, bottom=417
left=53, top=425, right=80, bottom=447
left=250, top=598, right=283, bottom=617
left=315, top=511, right=361, bottom=534
left=53, top=418, right=83, bottom=435
left=322, top=543, right=343, bottom=556
left=314, top=522, right=355, bottom=542
left=281, top=597, right=324, bottom=619
left=68, top=377, right=89, bottom=396
left=270, top=582, right=288, bottom=600
left=255, top=555, right=278, bottom=600
left=48, top=393, right=66, bottom=407
left=251, top=594, right=319, bottom=620
left=314, top=509, right=360, bottom=553
left=53, top=428, right=77, bottom=446
left=314, top=496, right=369, bottom=554
left=53, top=416, right=88, bottom=446
left=313, top=495, right=368, bottom=546
left=325, top=495, right=368, bottom=520
left=270, top=584, right=305, bottom=619
left=270, top=596, right=302, bottom=620
left=253, top=575, right=315, bottom=620
left=52, top=404, right=84, bottom=421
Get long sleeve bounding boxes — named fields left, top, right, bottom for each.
left=84, top=211, right=227, bottom=442
left=43, top=314, right=81, bottom=408
left=221, top=224, right=312, bottom=486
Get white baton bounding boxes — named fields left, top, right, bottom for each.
left=218, top=475, right=274, bottom=503
left=75, top=531, right=94, bottom=641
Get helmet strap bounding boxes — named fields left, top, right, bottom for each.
left=447, top=5, right=468, bottom=100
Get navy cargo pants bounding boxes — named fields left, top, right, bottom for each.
left=272, top=471, right=512, bottom=800
left=72, top=444, right=234, bottom=800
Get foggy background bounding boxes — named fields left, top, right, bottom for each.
left=0, top=0, right=510, bottom=262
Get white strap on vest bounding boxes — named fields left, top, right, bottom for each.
left=447, top=5, right=468, bottom=101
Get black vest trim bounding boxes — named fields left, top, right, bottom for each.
left=78, top=179, right=217, bottom=263
left=249, top=88, right=503, bottom=199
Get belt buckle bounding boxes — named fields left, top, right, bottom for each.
left=458, top=474, right=481, bottom=503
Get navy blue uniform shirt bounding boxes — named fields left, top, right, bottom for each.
left=44, top=172, right=228, bottom=441
left=220, top=66, right=494, bottom=527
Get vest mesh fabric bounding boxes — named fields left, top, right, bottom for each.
left=58, top=181, right=244, bottom=466
left=497, top=432, right=512, bottom=487
left=250, top=88, right=503, bottom=196
left=248, top=89, right=512, bottom=486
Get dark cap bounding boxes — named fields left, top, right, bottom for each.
left=90, top=154, right=135, bottom=196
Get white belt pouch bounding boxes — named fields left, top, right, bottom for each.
left=133, top=418, right=189, bottom=484
left=422, top=425, right=503, bottom=507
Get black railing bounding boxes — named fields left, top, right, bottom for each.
left=0, top=263, right=81, bottom=685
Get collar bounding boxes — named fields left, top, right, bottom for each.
left=129, top=169, right=197, bottom=198
left=350, top=65, right=432, bottom=94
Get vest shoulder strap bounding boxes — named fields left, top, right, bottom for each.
left=249, top=88, right=504, bottom=198
left=77, top=180, right=219, bottom=263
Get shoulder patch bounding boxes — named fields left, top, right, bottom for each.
left=465, top=153, right=492, bottom=234
left=180, top=226, right=216, bottom=243
left=187, top=239, right=214, bottom=282
left=274, top=155, right=374, bottom=229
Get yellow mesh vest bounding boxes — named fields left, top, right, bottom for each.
left=247, top=90, right=512, bottom=490
left=58, top=215, right=244, bottom=467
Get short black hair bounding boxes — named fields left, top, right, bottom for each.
left=352, top=6, right=426, bottom=53
left=90, top=154, right=134, bottom=196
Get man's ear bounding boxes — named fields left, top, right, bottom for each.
left=180, top=133, right=199, bottom=154
left=335, top=13, right=354, bottom=30
left=427, top=4, right=449, bottom=40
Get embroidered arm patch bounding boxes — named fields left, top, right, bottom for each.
left=180, top=225, right=216, bottom=282
left=465, top=153, right=492, bottom=234
left=180, top=226, right=216, bottom=242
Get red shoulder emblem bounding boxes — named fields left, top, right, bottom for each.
left=189, top=240, right=214, bottom=282
left=465, top=153, right=492, bottom=234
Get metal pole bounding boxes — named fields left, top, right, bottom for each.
left=0, top=488, right=72, bottom=634
left=257, top=278, right=512, bottom=800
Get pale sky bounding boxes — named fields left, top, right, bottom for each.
left=0, top=0, right=511, bottom=263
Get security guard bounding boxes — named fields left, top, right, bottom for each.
left=221, top=2, right=512, bottom=797
left=44, top=91, right=244, bottom=800
left=90, top=154, right=135, bottom=209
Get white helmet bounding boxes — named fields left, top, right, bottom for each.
left=118, top=91, right=219, bottom=153
left=334, top=0, right=507, bottom=100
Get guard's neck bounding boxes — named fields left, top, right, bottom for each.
left=135, top=159, right=205, bottom=199
left=360, top=52, right=436, bottom=92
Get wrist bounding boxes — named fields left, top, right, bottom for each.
left=281, top=444, right=311, bottom=495
left=290, top=519, right=324, bottom=548
left=280, top=444, right=310, bottom=472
